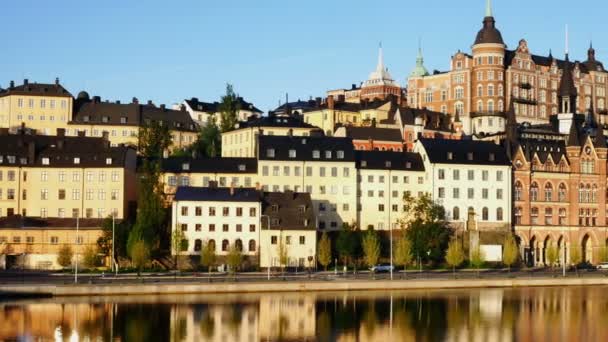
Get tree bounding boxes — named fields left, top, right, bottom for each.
left=570, top=245, right=583, bottom=276
left=545, top=245, right=559, bottom=270
left=137, top=120, right=172, bottom=159
left=362, top=228, right=381, bottom=275
left=445, top=239, right=464, bottom=276
left=200, top=240, right=217, bottom=275
left=400, top=193, right=452, bottom=265
left=82, top=245, right=99, bottom=269
left=226, top=244, right=242, bottom=277
left=502, top=235, right=519, bottom=273
left=218, top=84, right=241, bottom=132
left=171, top=228, right=188, bottom=271
left=97, top=216, right=131, bottom=262
left=469, top=247, right=485, bottom=277
left=277, top=239, right=289, bottom=275
left=394, top=235, right=413, bottom=277
left=197, top=120, right=222, bottom=157
left=130, top=240, right=150, bottom=277
left=57, top=245, right=73, bottom=268
left=336, top=223, right=358, bottom=268
left=318, top=233, right=332, bottom=271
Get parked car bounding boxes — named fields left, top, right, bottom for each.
left=596, top=262, right=608, bottom=270
left=370, top=264, right=394, bottom=273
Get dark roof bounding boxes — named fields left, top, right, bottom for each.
left=519, top=139, right=567, bottom=163
left=72, top=98, right=197, bottom=132
left=161, top=156, right=257, bottom=174
left=474, top=16, right=504, bottom=45
left=271, top=100, right=318, bottom=115
left=559, top=55, right=578, bottom=97
left=344, top=127, right=402, bottom=142
left=234, top=114, right=318, bottom=130
left=258, top=135, right=355, bottom=162
left=0, top=79, right=72, bottom=98
left=174, top=186, right=261, bottom=202
left=306, top=97, right=393, bottom=114
left=356, top=150, right=425, bottom=171
left=262, top=192, right=315, bottom=230
left=419, top=138, right=510, bottom=165
left=0, top=132, right=133, bottom=168
left=583, top=45, right=605, bottom=72
left=185, top=97, right=262, bottom=114
left=397, top=107, right=454, bottom=132
left=0, top=216, right=106, bottom=230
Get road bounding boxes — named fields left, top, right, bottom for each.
left=1, top=268, right=606, bottom=285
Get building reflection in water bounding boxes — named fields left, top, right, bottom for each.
left=2, top=286, right=608, bottom=341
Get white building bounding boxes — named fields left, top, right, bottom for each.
left=178, top=97, right=262, bottom=127
left=415, top=138, right=512, bottom=230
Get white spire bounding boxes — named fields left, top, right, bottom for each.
left=565, top=24, right=569, bottom=56
left=485, top=0, right=493, bottom=17
left=376, top=42, right=385, bottom=72
left=364, top=42, right=397, bottom=88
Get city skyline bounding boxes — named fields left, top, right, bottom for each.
left=1, top=0, right=606, bottom=113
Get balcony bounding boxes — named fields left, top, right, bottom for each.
left=513, top=97, right=537, bottom=105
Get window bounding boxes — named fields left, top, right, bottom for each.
left=482, top=188, right=488, bottom=199
left=50, top=236, right=59, bottom=244
left=438, top=187, right=445, bottom=198
left=558, top=183, right=567, bottom=202
left=515, top=181, right=523, bottom=201
left=181, top=206, right=188, bottom=216
left=58, top=189, right=66, bottom=200
left=222, top=224, right=229, bottom=232
left=249, top=239, right=256, bottom=252
left=531, top=207, right=539, bottom=224
left=249, top=207, right=257, bottom=217
left=544, top=183, right=553, bottom=202
left=559, top=208, right=567, bottom=225
left=452, top=170, right=459, bottom=180
left=249, top=224, right=256, bottom=232
left=482, top=207, right=489, bottom=221
left=467, top=188, right=474, bottom=199
left=496, top=207, right=503, bottom=221
left=180, top=223, right=188, bottom=232
left=438, top=169, right=445, bottom=180
left=496, top=189, right=503, bottom=200
left=209, top=207, right=216, bottom=216
left=453, top=188, right=460, bottom=199
left=515, top=207, right=522, bottom=224
left=467, top=170, right=474, bottom=181
left=545, top=208, right=553, bottom=225
left=222, top=239, right=229, bottom=251
left=530, top=182, right=539, bottom=201
left=453, top=207, right=460, bottom=220
left=266, top=149, right=275, bottom=158
left=312, top=150, right=320, bottom=159
left=379, top=204, right=385, bottom=212
left=496, top=171, right=503, bottom=182
left=222, top=207, right=229, bottom=216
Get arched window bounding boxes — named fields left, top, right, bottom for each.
left=222, top=239, right=229, bottom=251
left=579, top=184, right=585, bottom=203
left=487, top=100, right=495, bottom=113
left=514, top=181, right=523, bottom=201
left=531, top=207, right=539, bottom=224
left=498, top=84, right=504, bottom=96
left=248, top=239, right=256, bottom=252
left=496, top=207, right=503, bottom=221
left=477, top=100, right=483, bottom=112
left=558, top=183, right=567, bottom=201
left=530, top=182, right=539, bottom=201
left=545, top=208, right=553, bottom=225
left=498, top=100, right=504, bottom=111
left=585, top=184, right=591, bottom=203
left=235, top=239, right=243, bottom=252
left=488, top=84, right=495, bottom=96
left=514, top=207, right=523, bottom=224
left=477, top=85, right=483, bottom=97
left=209, top=239, right=216, bottom=252
left=194, top=239, right=202, bottom=252
left=482, top=207, right=489, bottom=221
left=455, top=102, right=464, bottom=116
left=453, top=207, right=460, bottom=220
left=592, top=185, right=598, bottom=203
left=544, top=183, right=553, bottom=202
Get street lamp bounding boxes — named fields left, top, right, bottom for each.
left=260, top=214, right=271, bottom=280
left=74, top=213, right=80, bottom=284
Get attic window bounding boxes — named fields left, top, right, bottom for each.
left=102, top=116, right=109, bottom=123
left=74, top=157, right=80, bottom=164
left=312, top=150, right=320, bottom=159
left=238, top=164, right=246, bottom=171
left=120, top=117, right=127, bottom=124
left=7, top=156, right=15, bottom=164
left=288, top=149, right=297, bottom=158
left=489, top=153, right=495, bottom=161
left=301, top=138, right=307, bottom=145
left=361, top=160, right=367, bottom=167
left=42, top=157, right=50, bottom=165
left=271, top=204, right=279, bottom=212
left=385, top=161, right=392, bottom=168
left=447, top=152, right=453, bottom=160
left=266, top=149, right=275, bottom=158
left=20, top=158, right=27, bottom=165
left=106, top=158, right=112, bottom=165
left=337, top=150, right=345, bottom=159
left=271, top=218, right=280, bottom=226
left=406, top=162, right=412, bottom=169
left=83, top=116, right=89, bottom=122
left=182, top=163, right=190, bottom=171
left=467, top=152, right=474, bottom=161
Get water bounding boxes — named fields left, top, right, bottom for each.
left=1, top=286, right=608, bottom=341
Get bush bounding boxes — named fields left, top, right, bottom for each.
left=57, top=245, right=73, bottom=268
left=82, top=245, right=99, bottom=269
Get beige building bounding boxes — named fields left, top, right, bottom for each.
left=221, top=113, right=320, bottom=158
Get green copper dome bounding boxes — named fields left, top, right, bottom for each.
left=410, top=47, right=429, bottom=78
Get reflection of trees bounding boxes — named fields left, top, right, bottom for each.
left=113, top=304, right=170, bottom=342
left=394, top=296, right=448, bottom=342
left=198, top=310, right=215, bottom=339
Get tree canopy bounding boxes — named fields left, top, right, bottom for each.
left=218, top=84, right=241, bottom=133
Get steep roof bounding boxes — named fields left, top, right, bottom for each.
left=184, top=97, right=262, bottom=114
left=174, top=186, right=261, bottom=202
left=261, top=192, right=315, bottom=230
left=356, top=150, right=425, bottom=171
left=344, top=126, right=402, bottom=142
left=258, top=135, right=355, bottom=162
left=419, top=138, right=510, bottom=165
left=234, top=114, right=318, bottom=130
left=397, top=107, right=453, bottom=132
left=160, top=156, right=257, bottom=174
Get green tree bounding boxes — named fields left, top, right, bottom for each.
left=362, top=228, right=381, bottom=274
left=200, top=240, right=217, bottom=275
left=218, top=84, right=241, bottom=132
left=445, top=239, right=464, bottom=276
left=502, top=235, right=519, bottom=273
left=226, top=244, right=242, bottom=277
left=171, top=228, right=188, bottom=270
left=318, top=232, right=332, bottom=271
left=57, top=244, right=73, bottom=268
left=97, top=216, right=131, bottom=261
left=82, top=245, right=99, bottom=269
left=569, top=245, right=583, bottom=276
left=469, top=247, right=485, bottom=277
left=130, top=240, right=150, bottom=277
left=336, top=223, right=358, bottom=268
left=545, top=245, right=559, bottom=269
left=137, top=120, right=172, bottom=159
left=401, top=193, right=452, bottom=265
left=394, top=235, right=413, bottom=277
left=277, top=239, right=289, bottom=275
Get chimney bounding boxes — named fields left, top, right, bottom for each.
left=191, top=97, right=198, bottom=102
left=92, top=96, right=101, bottom=103
left=9, top=80, right=14, bottom=88
left=132, top=97, right=139, bottom=104
left=27, top=141, right=35, bottom=163
left=180, top=104, right=186, bottom=111
left=315, top=97, right=322, bottom=107
left=23, top=79, right=28, bottom=85
left=352, top=83, right=357, bottom=90
left=327, top=95, right=335, bottom=109
left=160, top=104, right=166, bottom=111
left=116, top=100, right=121, bottom=104
left=56, top=128, right=66, bottom=137
left=147, top=100, right=153, bottom=106
left=55, top=77, right=59, bottom=85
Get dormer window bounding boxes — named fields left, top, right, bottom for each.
left=447, top=152, right=453, bottom=160
left=312, top=150, right=320, bottom=159
left=361, top=160, right=367, bottom=167
left=20, top=158, right=27, bottom=165
left=288, top=149, right=296, bottom=158
left=238, top=164, right=246, bottom=171
left=102, top=116, right=109, bottom=123
left=406, top=162, right=412, bottom=169
left=489, top=153, right=495, bottom=162
left=325, top=151, right=332, bottom=158
left=271, top=204, right=279, bottom=212
left=301, top=138, right=307, bottom=145
left=83, top=116, right=89, bottom=122
left=182, top=163, right=190, bottom=171
left=266, top=149, right=275, bottom=158
left=120, top=117, right=127, bottom=124
left=42, top=158, right=50, bottom=165
left=337, top=150, right=345, bottom=159
left=7, top=156, right=15, bottom=164
left=271, top=218, right=280, bottom=226
left=467, top=152, right=474, bottom=161
left=74, top=157, right=80, bottom=164
left=106, top=158, right=112, bottom=165
left=385, top=161, right=392, bottom=168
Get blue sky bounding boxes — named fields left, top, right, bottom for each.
left=1, top=0, right=605, bottom=113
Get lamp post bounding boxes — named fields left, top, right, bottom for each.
left=261, top=214, right=271, bottom=280
left=112, top=212, right=116, bottom=275
left=74, top=214, right=79, bottom=284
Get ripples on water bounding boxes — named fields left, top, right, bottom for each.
left=1, top=286, right=608, bottom=341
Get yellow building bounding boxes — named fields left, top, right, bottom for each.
left=0, top=79, right=73, bottom=135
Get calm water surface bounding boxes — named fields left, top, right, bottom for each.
left=2, top=286, right=608, bottom=341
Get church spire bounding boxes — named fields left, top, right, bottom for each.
left=410, top=38, right=430, bottom=78
left=376, top=42, right=385, bottom=73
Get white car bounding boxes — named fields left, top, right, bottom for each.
left=370, top=264, right=394, bottom=273
left=597, top=262, right=608, bottom=270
